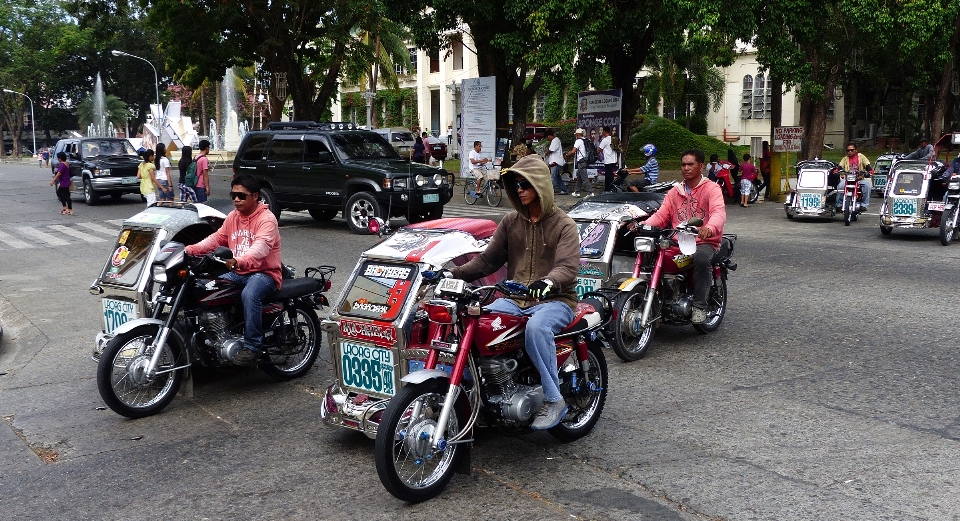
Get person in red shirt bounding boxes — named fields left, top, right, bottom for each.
left=739, top=153, right=758, bottom=207
left=186, top=174, right=282, bottom=364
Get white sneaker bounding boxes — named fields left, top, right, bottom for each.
left=691, top=307, right=707, bottom=324
left=531, top=399, right=568, bottom=430
left=571, top=192, right=581, bottom=197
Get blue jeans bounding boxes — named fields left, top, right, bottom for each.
left=549, top=164, right=567, bottom=194
left=836, top=179, right=871, bottom=208
left=484, top=298, right=574, bottom=402
left=220, top=271, right=277, bottom=352
left=194, top=187, right=208, bottom=203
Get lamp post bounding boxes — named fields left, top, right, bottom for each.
left=445, top=80, right=460, bottom=158
left=111, top=50, right=162, bottom=131
left=361, top=90, right=376, bottom=129
left=3, top=88, right=36, bottom=157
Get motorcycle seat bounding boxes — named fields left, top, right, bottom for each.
left=557, top=299, right=603, bottom=337
left=268, top=277, right=323, bottom=302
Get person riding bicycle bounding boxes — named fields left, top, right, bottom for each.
left=624, top=143, right=659, bottom=192
left=469, top=141, right=491, bottom=187
left=835, top=142, right=873, bottom=212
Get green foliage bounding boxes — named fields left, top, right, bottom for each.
left=75, top=94, right=132, bottom=131
left=627, top=115, right=734, bottom=164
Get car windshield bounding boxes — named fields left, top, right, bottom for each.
left=393, top=132, right=414, bottom=143
left=331, top=133, right=401, bottom=160
left=82, top=140, right=138, bottom=158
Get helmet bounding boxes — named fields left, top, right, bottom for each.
left=642, top=143, right=657, bottom=157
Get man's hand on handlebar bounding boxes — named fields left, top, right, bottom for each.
left=422, top=269, right=453, bottom=283
left=528, top=279, right=555, bottom=299
left=697, top=227, right=714, bottom=240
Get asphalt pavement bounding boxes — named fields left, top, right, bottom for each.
left=2, top=161, right=960, bottom=520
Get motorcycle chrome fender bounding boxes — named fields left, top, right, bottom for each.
left=401, top=368, right=454, bottom=385
left=93, top=317, right=185, bottom=363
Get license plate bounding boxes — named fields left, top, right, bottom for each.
left=423, top=193, right=439, bottom=203
left=873, top=175, right=887, bottom=188
left=798, top=193, right=822, bottom=209
left=102, top=298, right=137, bottom=335
left=928, top=201, right=946, bottom=212
left=121, top=177, right=138, bottom=185
left=576, top=277, right=600, bottom=299
left=432, top=146, right=442, bottom=151
left=892, top=198, right=917, bottom=216
left=339, top=340, right=395, bottom=396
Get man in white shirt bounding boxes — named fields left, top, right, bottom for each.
left=598, top=126, right=618, bottom=191
left=565, top=128, right=593, bottom=197
left=545, top=129, right=567, bottom=195
left=469, top=141, right=490, bottom=183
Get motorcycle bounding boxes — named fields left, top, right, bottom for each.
left=838, top=169, right=870, bottom=226
left=96, top=242, right=335, bottom=418
left=608, top=218, right=737, bottom=361
left=610, top=167, right=674, bottom=194
left=784, top=160, right=841, bottom=220
left=373, top=279, right=611, bottom=502
left=878, top=159, right=957, bottom=244
left=940, top=174, right=960, bottom=245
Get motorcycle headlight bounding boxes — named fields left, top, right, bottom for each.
left=846, top=173, right=858, bottom=182
left=433, top=173, right=444, bottom=186
left=415, top=175, right=426, bottom=187
left=634, top=237, right=656, bottom=252
left=393, top=177, right=408, bottom=190
left=152, top=264, right=168, bottom=284
left=949, top=181, right=960, bottom=190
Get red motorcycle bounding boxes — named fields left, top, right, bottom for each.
left=837, top=168, right=869, bottom=226
left=373, top=279, right=611, bottom=502
left=609, top=218, right=737, bottom=361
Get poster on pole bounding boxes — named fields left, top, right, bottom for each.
left=773, top=126, right=803, bottom=153
left=577, top=89, right=622, bottom=176
left=459, top=77, right=497, bottom=178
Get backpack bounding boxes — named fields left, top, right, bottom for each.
left=184, top=160, right=198, bottom=187
left=579, top=138, right=597, bottom=165
left=610, top=135, right=622, bottom=153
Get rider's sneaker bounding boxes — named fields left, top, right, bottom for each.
left=691, top=307, right=708, bottom=324
left=571, top=192, right=581, bottom=197
left=234, top=348, right=260, bottom=366
left=531, top=399, right=568, bottom=430
left=468, top=190, right=477, bottom=198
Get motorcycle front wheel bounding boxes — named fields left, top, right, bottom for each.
left=693, top=275, right=728, bottom=334
left=549, top=341, right=608, bottom=442
left=939, top=208, right=958, bottom=246
left=260, top=304, right=321, bottom=381
left=843, top=195, right=853, bottom=226
left=375, top=378, right=469, bottom=503
left=610, top=289, right=656, bottom=361
left=96, top=324, right=184, bottom=418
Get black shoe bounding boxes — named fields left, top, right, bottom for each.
left=234, top=348, right=260, bottom=365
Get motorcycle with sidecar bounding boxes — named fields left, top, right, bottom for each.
left=784, top=160, right=843, bottom=220
left=878, top=159, right=957, bottom=244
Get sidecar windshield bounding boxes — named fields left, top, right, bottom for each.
left=891, top=172, right=924, bottom=196
left=99, top=228, right=157, bottom=287
left=797, top=169, right=828, bottom=188
left=338, top=260, right=419, bottom=320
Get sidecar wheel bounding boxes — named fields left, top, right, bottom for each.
left=610, top=290, right=655, bottom=361
left=375, top=378, right=469, bottom=503
left=260, top=304, right=321, bottom=381
left=880, top=225, right=893, bottom=236
left=693, top=276, right=728, bottom=334
left=549, top=341, right=608, bottom=442
left=96, top=325, right=184, bottom=418
left=939, top=208, right=956, bottom=246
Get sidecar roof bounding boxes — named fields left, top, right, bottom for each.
left=362, top=217, right=497, bottom=266
left=122, top=203, right=227, bottom=232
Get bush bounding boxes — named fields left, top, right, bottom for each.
left=628, top=115, right=743, bottom=165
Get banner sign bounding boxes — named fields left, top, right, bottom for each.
left=773, top=126, right=803, bottom=153
left=577, top=89, right=622, bottom=174
left=459, top=77, right=497, bottom=178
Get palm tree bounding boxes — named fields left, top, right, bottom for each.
left=75, top=94, right=131, bottom=135
left=343, top=8, right=412, bottom=128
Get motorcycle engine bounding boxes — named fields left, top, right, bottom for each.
left=663, top=275, right=693, bottom=318
left=199, top=310, right=245, bottom=362
left=478, top=355, right=544, bottom=424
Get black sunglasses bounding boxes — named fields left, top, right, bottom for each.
left=230, top=191, right=252, bottom=200
left=846, top=148, right=857, bottom=152
left=515, top=179, right=534, bottom=191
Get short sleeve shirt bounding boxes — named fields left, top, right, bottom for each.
left=599, top=136, right=616, bottom=164
left=195, top=155, right=209, bottom=188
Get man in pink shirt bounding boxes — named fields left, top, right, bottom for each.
left=186, top=174, right=282, bottom=364
left=194, top=139, right=211, bottom=203
left=643, top=149, right=726, bottom=324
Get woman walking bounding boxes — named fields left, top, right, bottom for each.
left=49, top=151, right=73, bottom=215
left=155, top=143, right=173, bottom=203
left=138, top=149, right=159, bottom=207
left=177, top=145, right=196, bottom=202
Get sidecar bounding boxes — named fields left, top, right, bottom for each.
left=320, top=217, right=505, bottom=437
left=879, top=159, right=949, bottom=235
left=872, top=153, right=896, bottom=197
left=784, top=160, right=840, bottom=219
left=89, top=203, right=226, bottom=361
left=567, top=191, right=665, bottom=298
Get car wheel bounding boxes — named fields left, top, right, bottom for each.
left=259, top=187, right=281, bottom=221
left=308, top=209, right=338, bottom=221
left=345, top=192, right=382, bottom=234
left=83, top=178, right=100, bottom=206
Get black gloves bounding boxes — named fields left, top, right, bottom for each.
left=528, top=279, right=555, bottom=299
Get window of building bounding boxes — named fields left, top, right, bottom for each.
left=452, top=40, right=464, bottom=71
left=752, top=74, right=766, bottom=119
left=534, top=91, right=546, bottom=122
left=430, top=50, right=440, bottom=73
left=740, top=75, right=753, bottom=119
left=408, top=48, right=417, bottom=74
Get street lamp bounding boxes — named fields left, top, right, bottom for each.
left=361, top=90, right=376, bottom=129
left=3, top=88, right=36, bottom=157
left=446, top=80, right=461, bottom=158
left=111, top=50, right=162, bottom=131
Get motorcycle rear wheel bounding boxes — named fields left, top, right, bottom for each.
left=939, top=208, right=958, bottom=246
left=375, top=378, right=469, bottom=502
left=549, top=341, right=608, bottom=442
left=260, top=304, right=321, bottom=381
left=693, top=276, right=728, bottom=334
left=610, top=290, right=656, bottom=361
left=96, top=324, right=184, bottom=418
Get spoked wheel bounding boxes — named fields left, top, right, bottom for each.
left=843, top=196, right=852, bottom=226
left=485, top=180, right=502, bottom=206
left=463, top=179, right=480, bottom=205
left=610, top=289, right=656, bottom=361
left=96, top=325, right=184, bottom=418
left=693, top=276, right=728, bottom=334
left=880, top=225, right=893, bottom=235
left=939, top=208, right=958, bottom=246
left=260, top=304, right=321, bottom=381
left=549, top=341, right=608, bottom=442
left=375, top=378, right=469, bottom=503
left=748, top=181, right=760, bottom=204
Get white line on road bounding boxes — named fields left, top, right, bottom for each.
left=14, top=226, right=69, bottom=246
left=0, top=229, right=32, bottom=249
left=47, top=225, right=108, bottom=243
left=75, top=222, right=121, bottom=237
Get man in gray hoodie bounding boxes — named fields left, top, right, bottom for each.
left=450, top=155, right=580, bottom=429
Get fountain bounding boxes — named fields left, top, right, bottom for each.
left=90, top=73, right=108, bottom=137
left=221, top=68, right=241, bottom=151
left=209, top=119, right=220, bottom=150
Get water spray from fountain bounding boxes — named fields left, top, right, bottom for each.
left=221, top=67, right=241, bottom=151
left=90, top=73, right=108, bottom=137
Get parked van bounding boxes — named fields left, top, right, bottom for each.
left=373, top=127, right=416, bottom=159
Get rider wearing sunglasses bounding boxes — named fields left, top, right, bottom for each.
left=836, top=142, right=874, bottom=213
left=446, top=154, right=580, bottom=430
left=186, top=174, right=283, bottom=365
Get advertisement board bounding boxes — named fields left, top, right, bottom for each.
left=459, top=77, right=497, bottom=178
left=577, top=89, right=623, bottom=175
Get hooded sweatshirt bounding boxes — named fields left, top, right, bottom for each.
left=450, top=155, right=580, bottom=311
left=645, top=175, right=726, bottom=249
left=185, top=202, right=283, bottom=288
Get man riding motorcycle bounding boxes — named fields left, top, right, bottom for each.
left=835, top=142, right=873, bottom=213
left=185, top=173, right=282, bottom=365
left=642, top=149, right=726, bottom=324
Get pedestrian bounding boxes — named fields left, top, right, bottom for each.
left=726, top=148, right=740, bottom=184
left=412, top=134, right=425, bottom=163
left=545, top=129, right=567, bottom=195
left=178, top=145, right=197, bottom=202
left=421, top=131, right=431, bottom=164
left=42, top=148, right=50, bottom=168
left=739, top=153, right=758, bottom=207
left=38, top=151, right=43, bottom=168
left=155, top=143, right=174, bottom=203
left=706, top=154, right=722, bottom=182
left=598, top=126, right=618, bottom=191
left=565, top=128, right=593, bottom=197
left=757, top=140, right=772, bottom=201
left=138, top=149, right=159, bottom=207
left=195, top=139, right=211, bottom=203
left=50, top=151, right=73, bottom=215
left=446, top=124, right=453, bottom=145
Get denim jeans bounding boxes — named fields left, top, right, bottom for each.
left=194, top=187, right=208, bottom=203
left=549, top=164, right=567, bottom=194
left=220, top=271, right=277, bottom=352
left=836, top=179, right=871, bottom=208
left=484, top=298, right=574, bottom=403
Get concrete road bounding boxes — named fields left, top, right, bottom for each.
left=2, top=161, right=960, bottom=520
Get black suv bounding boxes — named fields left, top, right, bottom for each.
left=233, top=121, right=454, bottom=234
left=51, top=137, right=142, bottom=205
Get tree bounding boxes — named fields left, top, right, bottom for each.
left=75, top=94, right=132, bottom=135
left=343, top=12, right=412, bottom=128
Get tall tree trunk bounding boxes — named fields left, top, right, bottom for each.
left=200, top=85, right=207, bottom=136
left=370, top=35, right=381, bottom=129
left=932, top=10, right=958, bottom=144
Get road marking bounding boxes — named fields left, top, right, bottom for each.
left=0, top=229, right=32, bottom=249
left=75, top=222, right=121, bottom=237
left=13, top=226, right=69, bottom=246
left=47, top=225, right=108, bottom=243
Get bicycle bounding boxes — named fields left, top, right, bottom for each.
left=463, top=164, right=502, bottom=206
